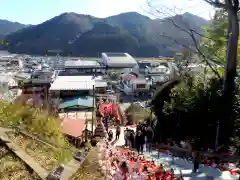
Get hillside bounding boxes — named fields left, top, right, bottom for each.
left=3, top=12, right=208, bottom=57
left=0, top=19, right=26, bottom=37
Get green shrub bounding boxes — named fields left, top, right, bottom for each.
left=0, top=101, right=69, bottom=148
left=152, top=74, right=240, bottom=148
left=125, top=104, right=151, bottom=124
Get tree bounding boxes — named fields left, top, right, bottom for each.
left=149, top=0, right=240, bottom=146
left=147, top=1, right=222, bottom=78
left=203, top=0, right=239, bottom=144
left=200, top=10, right=227, bottom=65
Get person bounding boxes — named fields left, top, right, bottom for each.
left=129, top=130, right=135, bottom=149
left=124, top=128, right=129, bottom=146
left=116, top=125, right=121, bottom=140
left=108, top=130, right=113, bottom=141
left=145, top=126, right=154, bottom=153
left=135, top=130, right=144, bottom=154
left=120, top=161, right=129, bottom=180
left=140, top=130, right=145, bottom=153
left=192, top=151, right=200, bottom=173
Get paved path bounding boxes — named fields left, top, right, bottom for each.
left=109, top=126, right=125, bottom=146
left=60, top=159, right=83, bottom=180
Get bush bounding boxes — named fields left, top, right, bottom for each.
left=125, top=104, right=151, bottom=125
left=0, top=101, right=70, bottom=148
left=152, top=73, right=240, bottom=149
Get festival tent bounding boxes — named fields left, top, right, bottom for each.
left=98, top=103, right=121, bottom=122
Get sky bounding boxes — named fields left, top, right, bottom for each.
left=0, top=0, right=215, bottom=25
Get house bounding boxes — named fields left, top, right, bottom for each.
left=49, top=75, right=107, bottom=98
left=100, top=52, right=138, bottom=68
left=119, top=72, right=150, bottom=96
left=64, top=60, right=102, bottom=70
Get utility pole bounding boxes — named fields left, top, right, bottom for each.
left=91, top=85, right=95, bottom=136
left=131, top=83, right=134, bottom=105
left=215, top=121, right=220, bottom=149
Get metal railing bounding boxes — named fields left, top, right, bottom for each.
left=155, top=144, right=240, bottom=163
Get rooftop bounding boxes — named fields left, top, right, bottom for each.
left=132, top=78, right=147, bottom=84
left=64, top=60, right=101, bottom=69
left=50, top=76, right=107, bottom=91
left=101, top=52, right=137, bottom=68
left=59, top=96, right=94, bottom=109
left=60, top=117, right=85, bottom=138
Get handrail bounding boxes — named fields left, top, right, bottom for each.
left=156, top=144, right=240, bottom=162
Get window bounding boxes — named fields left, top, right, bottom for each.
left=136, top=84, right=146, bottom=89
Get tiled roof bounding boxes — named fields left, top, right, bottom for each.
left=61, top=117, right=86, bottom=138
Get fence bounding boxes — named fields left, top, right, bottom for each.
left=155, top=144, right=240, bottom=163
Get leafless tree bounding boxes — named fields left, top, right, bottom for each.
left=145, top=0, right=224, bottom=79
left=146, top=0, right=239, bottom=92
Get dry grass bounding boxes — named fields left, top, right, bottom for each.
left=70, top=146, right=105, bottom=180
left=6, top=131, right=73, bottom=172
left=0, top=145, right=40, bottom=180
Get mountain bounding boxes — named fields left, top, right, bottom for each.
left=0, top=19, right=27, bottom=49
left=0, top=19, right=27, bottom=37
left=3, top=12, right=208, bottom=57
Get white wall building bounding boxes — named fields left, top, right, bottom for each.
left=100, top=52, right=138, bottom=68
left=119, top=73, right=150, bottom=96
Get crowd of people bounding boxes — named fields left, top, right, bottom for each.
left=98, top=139, right=182, bottom=180
left=105, top=122, right=240, bottom=177
left=122, top=123, right=154, bottom=155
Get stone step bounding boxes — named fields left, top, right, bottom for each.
left=0, top=135, right=48, bottom=179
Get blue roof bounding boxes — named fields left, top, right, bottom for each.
left=59, top=96, right=94, bottom=109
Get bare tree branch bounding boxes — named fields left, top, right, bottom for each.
left=203, top=0, right=229, bottom=8
left=160, top=33, right=221, bottom=79
left=146, top=1, right=224, bottom=78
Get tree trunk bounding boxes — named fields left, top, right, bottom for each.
left=220, top=8, right=239, bottom=144
left=223, top=10, right=238, bottom=96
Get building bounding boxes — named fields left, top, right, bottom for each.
left=135, top=62, right=175, bottom=85
left=119, top=72, right=150, bottom=96
left=133, top=62, right=151, bottom=74
left=50, top=75, right=107, bottom=97
left=65, top=60, right=101, bottom=69
left=0, top=74, right=17, bottom=93
left=100, top=52, right=137, bottom=68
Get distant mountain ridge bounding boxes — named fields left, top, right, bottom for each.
left=0, top=12, right=209, bottom=57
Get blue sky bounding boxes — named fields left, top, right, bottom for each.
left=1, top=0, right=214, bottom=25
